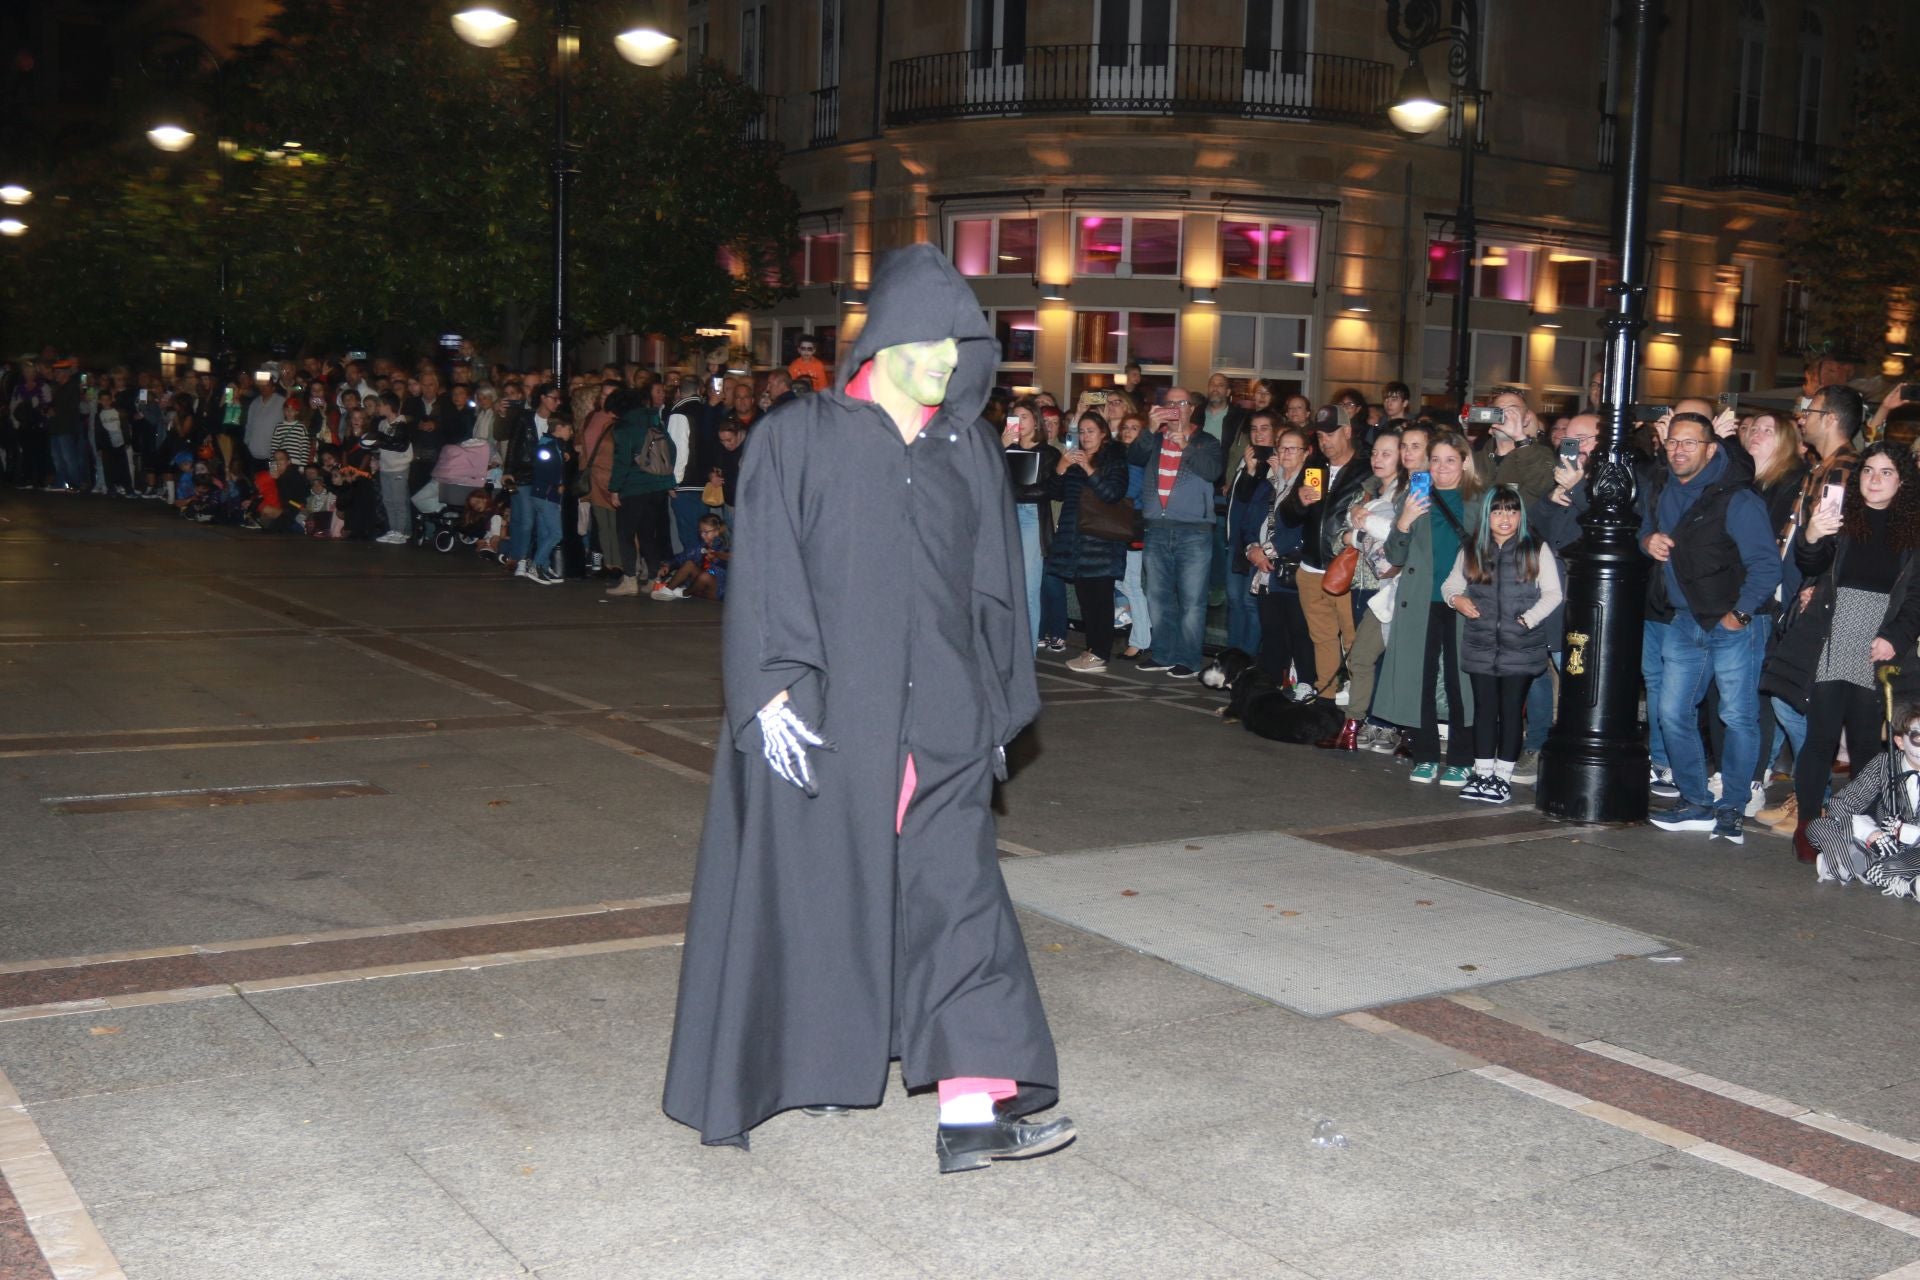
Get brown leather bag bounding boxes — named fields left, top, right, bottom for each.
left=1077, top=488, right=1143, bottom=544
left=1321, top=545, right=1360, bottom=595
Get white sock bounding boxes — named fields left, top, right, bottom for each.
left=938, top=1091, right=996, bottom=1126
left=1474, top=758, right=1494, bottom=777
left=1495, top=759, right=1516, bottom=779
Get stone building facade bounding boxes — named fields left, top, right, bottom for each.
left=687, top=0, right=1905, bottom=412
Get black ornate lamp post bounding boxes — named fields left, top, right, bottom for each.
left=143, top=32, right=233, bottom=373
left=452, top=2, right=677, bottom=379
left=1386, top=0, right=1481, bottom=411
left=1536, top=0, right=1663, bottom=824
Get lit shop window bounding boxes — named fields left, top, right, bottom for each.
left=1218, top=219, right=1317, bottom=284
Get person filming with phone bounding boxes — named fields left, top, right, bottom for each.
left=1282, top=403, right=1366, bottom=701
left=1127, top=387, right=1223, bottom=679
left=1761, top=441, right=1920, bottom=861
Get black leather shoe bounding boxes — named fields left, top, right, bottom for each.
left=936, top=1114, right=1076, bottom=1173
left=802, top=1105, right=851, bottom=1117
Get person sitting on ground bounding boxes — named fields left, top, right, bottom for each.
left=650, top=512, right=730, bottom=601
left=1800, top=699, right=1920, bottom=900
left=250, top=449, right=310, bottom=532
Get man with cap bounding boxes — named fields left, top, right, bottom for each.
left=664, top=243, right=1073, bottom=1173
left=1282, top=402, right=1367, bottom=700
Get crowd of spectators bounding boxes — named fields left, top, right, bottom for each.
left=6, top=339, right=1919, bottom=899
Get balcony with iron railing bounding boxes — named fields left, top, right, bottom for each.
left=1711, top=130, right=1840, bottom=193
left=1730, top=301, right=1758, bottom=353
left=810, top=86, right=840, bottom=147
left=886, top=44, right=1395, bottom=129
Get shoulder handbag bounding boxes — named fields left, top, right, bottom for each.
left=571, top=424, right=611, bottom=496
left=1078, top=485, right=1142, bottom=544
left=1321, top=545, right=1360, bottom=595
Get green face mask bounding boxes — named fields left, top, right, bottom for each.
left=877, top=339, right=960, bottom=408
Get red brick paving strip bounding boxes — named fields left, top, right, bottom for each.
left=0, top=902, right=690, bottom=1012
left=0, top=713, right=536, bottom=758
left=1376, top=997, right=1920, bottom=1216
left=0, top=1173, right=55, bottom=1280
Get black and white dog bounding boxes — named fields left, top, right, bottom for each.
left=1201, top=648, right=1345, bottom=745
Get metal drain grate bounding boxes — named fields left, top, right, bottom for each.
left=1004, top=832, right=1665, bottom=1017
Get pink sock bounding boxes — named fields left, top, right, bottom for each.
left=895, top=753, right=917, bottom=835
left=937, top=1077, right=1017, bottom=1104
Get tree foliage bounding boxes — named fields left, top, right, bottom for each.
left=1785, top=33, right=1920, bottom=366
left=0, top=0, right=798, bottom=362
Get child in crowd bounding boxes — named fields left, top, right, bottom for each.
left=1443, top=484, right=1563, bottom=805
left=650, top=512, right=729, bottom=601
left=1803, top=700, right=1920, bottom=900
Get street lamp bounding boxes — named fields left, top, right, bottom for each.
left=0, top=219, right=26, bottom=237
left=141, top=31, right=232, bottom=372
left=1387, top=0, right=1482, bottom=412
left=1535, top=0, right=1663, bottom=825
left=453, top=2, right=679, bottom=377
left=146, top=123, right=197, bottom=152
left=0, top=185, right=31, bottom=206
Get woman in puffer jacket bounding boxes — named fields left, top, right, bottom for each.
left=1441, top=483, right=1564, bottom=805
left=1045, top=410, right=1131, bottom=674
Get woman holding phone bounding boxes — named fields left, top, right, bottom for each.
left=1223, top=412, right=1279, bottom=653
left=1374, top=430, right=1484, bottom=785
left=1761, top=441, right=1920, bottom=857
left=1046, top=412, right=1132, bottom=673
left=1001, top=399, right=1058, bottom=651
left=1247, top=426, right=1313, bottom=689
left=1321, top=426, right=1406, bottom=751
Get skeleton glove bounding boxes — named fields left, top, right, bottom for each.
left=758, top=699, right=833, bottom=797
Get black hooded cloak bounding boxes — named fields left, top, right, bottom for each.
left=662, top=244, right=1053, bottom=1148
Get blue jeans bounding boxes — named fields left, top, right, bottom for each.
left=671, top=490, right=708, bottom=557
left=506, top=487, right=535, bottom=563
left=1225, top=570, right=1261, bottom=653
left=528, top=495, right=562, bottom=572
left=1040, top=573, right=1068, bottom=643
left=1145, top=522, right=1212, bottom=671
left=1659, top=611, right=1764, bottom=812
left=1642, top=618, right=1670, bottom=770
left=1119, top=548, right=1152, bottom=650
left=1522, top=652, right=1562, bottom=755
left=49, top=434, right=86, bottom=490
left=1769, top=696, right=1808, bottom=774
left=1016, top=503, right=1043, bottom=649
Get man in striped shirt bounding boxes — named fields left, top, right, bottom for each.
left=1127, top=387, right=1224, bottom=679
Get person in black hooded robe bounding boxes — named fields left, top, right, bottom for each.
left=662, top=244, right=1074, bottom=1173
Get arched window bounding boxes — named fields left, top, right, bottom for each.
left=1734, top=0, right=1766, bottom=136
left=1797, top=10, right=1824, bottom=145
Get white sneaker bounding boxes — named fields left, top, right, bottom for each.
left=530, top=567, right=563, bottom=586
left=376, top=531, right=406, bottom=544
left=1708, top=772, right=1723, bottom=802
left=650, top=584, right=686, bottom=601
left=1743, top=781, right=1766, bottom=818
left=1334, top=682, right=1350, bottom=707
left=1066, top=652, right=1107, bottom=673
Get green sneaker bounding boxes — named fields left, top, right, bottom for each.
left=1409, top=762, right=1440, bottom=784
left=1439, top=765, right=1473, bottom=788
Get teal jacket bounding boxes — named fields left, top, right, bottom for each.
left=609, top=409, right=676, bottom=497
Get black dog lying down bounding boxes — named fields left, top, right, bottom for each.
left=1200, top=648, right=1345, bottom=745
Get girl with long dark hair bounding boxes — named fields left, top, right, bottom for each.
left=1763, top=441, right=1920, bottom=858
left=1442, top=485, right=1564, bottom=804
left=1046, top=411, right=1132, bottom=673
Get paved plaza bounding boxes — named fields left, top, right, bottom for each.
left=0, top=492, right=1916, bottom=1280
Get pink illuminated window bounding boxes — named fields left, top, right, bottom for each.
left=952, top=220, right=992, bottom=276
left=1220, top=219, right=1316, bottom=283
left=1427, top=239, right=1464, bottom=295
left=1077, top=217, right=1122, bottom=275
left=1221, top=221, right=1263, bottom=279
left=1475, top=245, right=1532, bottom=302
